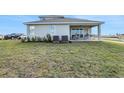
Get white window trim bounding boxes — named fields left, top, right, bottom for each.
left=30, top=26, right=35, bottom=30
left=50, top=25, right=56, bottom=35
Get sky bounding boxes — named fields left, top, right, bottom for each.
left=0, top=15, right=124, bottom=35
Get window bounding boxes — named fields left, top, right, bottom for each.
left=72, top=28, right=75, bottom=30
left=30, top=26, right=35, bottom=30
left=50, top=25, right=56, bottom=34
left=51, top=25, right=56, bottom=31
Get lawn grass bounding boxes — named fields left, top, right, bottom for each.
left=0, top=40, right=124, bottom=78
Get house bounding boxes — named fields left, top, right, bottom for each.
left=117, top=34, right=124, bottom=40
left=24, top=15, right=104, bottom=41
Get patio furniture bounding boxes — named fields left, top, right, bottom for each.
left=61, top=35, right=69, bottom=43
left=80, top=34, right=83, bottom=38
left=72, top=35, right=76, bottom=40
left=53, top=36, right=60, bottom=43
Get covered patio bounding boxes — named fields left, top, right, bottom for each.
left=69, top=24, right=102, bottom=41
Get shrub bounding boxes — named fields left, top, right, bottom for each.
left=21, top=38, right=25, bottom=42
left=21, top=37, right=27, bottom=42
left=43, top=37, right=47, bottom=42
left=27, top=37, right=30, bottom=42
left=37, top=37, right=42, bottom=42
left=46, top=34, right=52, bottom=42
left=32, top=37, right=36, bottom=42
left=34, top=36, right=38, bottom=41
left=26, top=34, right=52, bottom=42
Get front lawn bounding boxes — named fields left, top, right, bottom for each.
left=0, top=40, right=124, bottom=78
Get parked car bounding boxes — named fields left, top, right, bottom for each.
left=20, top=34, right=27, bottom=39
left=4, top=33, right=24, bottom=40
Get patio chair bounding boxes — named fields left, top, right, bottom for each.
left=72, top=35, right=76, bottom=40
left=61, top=35, right=69, bottom=43
left=53, top=36, right=60, bottom=43
left=80, top=34, right=83, bottom=38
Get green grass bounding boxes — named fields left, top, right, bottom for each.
left=0, top=40, right=124, bottom=78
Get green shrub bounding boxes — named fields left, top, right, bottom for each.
left=35, top=36, right=38, bottom=41
left=37, top=37, right=42, bottom=42
left=43, top=37, right=47, bottom=42
left=21, top=38, right=25, bottom=42
left=42, top=34, right=52, bottom=42
left=32, top=37, right=36, bottom=42
left=46, top=34, right=52, bottom=42
left=27, top=34, right=52, bottom=42
left=27, top=37, right=30, bottom=42
left=21, top=37, right=27, bottom=42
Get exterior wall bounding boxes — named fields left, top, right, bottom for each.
left=27, top=24, right=70, bottom=40
left=27, top=25, right=30, bottom=37
left=27, top=24, right=93, bottom=41
left=28, top=25, right=50, bottom=38
left=55, top=25, right=70, bottom=40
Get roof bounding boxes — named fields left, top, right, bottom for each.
left=39, top=15, right=64, bottom=19
left=24, top=16, right=104, bottom=25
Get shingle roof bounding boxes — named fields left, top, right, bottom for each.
left=39, top=15, right=64, bottom=19
left=24, top=16, right=104, bottom=25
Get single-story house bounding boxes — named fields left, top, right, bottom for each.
left=24, top=15, right=104, bottom=41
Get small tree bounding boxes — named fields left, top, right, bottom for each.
left=43, top=36, right=47, bottom=42
left=37, top=37, right=42, bottom=42
left=21, top=37, right=26, bottom=42
left=46, top=34, right=52, bottom=42
left=32, top=37, right=35, bottom=42
left=27, top=37, right=30, bottom=42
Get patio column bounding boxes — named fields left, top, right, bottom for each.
left=97, top=24, right=101, bottom=40
left=27, top=25, right=30, bottom=37
left=88, top=27, right=91, bottom=40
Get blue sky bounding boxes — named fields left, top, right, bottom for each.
left=0, top=15, right=124, bottom=35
